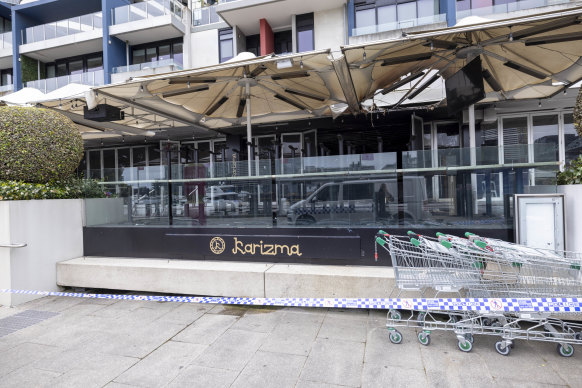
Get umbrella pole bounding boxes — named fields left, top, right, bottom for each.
left=246, top=83, right=252, bottom=176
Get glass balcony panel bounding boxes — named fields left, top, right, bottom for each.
left=148, top=0, right=165, bottom=17
left=68, top=17, right=81, bottom=34
left=44, top=23, right=56, bottom=40
left=80, top=14, right=93, bottom=31
left=56, top=20, right=68, bottom=38
left=130, top=2, right=147, bottom=22
left=115, top=5, right=130, bottom=24
left=0, top=32, right=11, bottom=49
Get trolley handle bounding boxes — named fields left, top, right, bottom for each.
left=407, top=231, right=420, bottom=239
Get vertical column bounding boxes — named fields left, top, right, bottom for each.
left=11, top=8, right=36, bottom=91
left=346, top=0, right=354, bottom=38
left=440, top=0, right=456, bottom=27
left=259, top=18, right=274, bottom=56
left=291, top=14, right=297, bottom=53
left=469, top=104, right=477, bottom=215
left=102, top=0, right=128, bottom=85
left=183, top=0, right=192, bottom=69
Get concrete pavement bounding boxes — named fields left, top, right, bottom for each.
left=0, top=293, right=580, bottom=388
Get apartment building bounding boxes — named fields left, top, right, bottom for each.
left=1, top=0, right=581, bottom=262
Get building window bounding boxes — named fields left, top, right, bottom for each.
left=0, top=69, right=12, bottom=86
left=246, top=34, right=260, bottom=56
left=46, top=53, right=103, bottom=79
left=274, top=30, right=292, bottom=55
left=354, top=0, right=439, bottom=33
left=296, top=13, right=314, bottom=53
left=131, top=38, right=184, bottom=66
left=0, top=16, right=10, bottom=34
left=219, top=28, right=234, bottom=63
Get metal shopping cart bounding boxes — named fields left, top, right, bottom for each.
left=375, top=231, right=582, bottom=356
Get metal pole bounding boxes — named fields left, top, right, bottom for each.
left=246, top=81, right=252, bottom=176
left=469, top=104, right=478, bottom=215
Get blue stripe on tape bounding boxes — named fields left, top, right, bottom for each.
left=1, top=289, right=582, bottom=313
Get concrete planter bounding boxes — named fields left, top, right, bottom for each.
left=0, top=199, right=83, bottom=306
left=557, top=184, right=582, bottom=252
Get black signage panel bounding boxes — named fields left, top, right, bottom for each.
left=166, top=233, right=361, bottom=260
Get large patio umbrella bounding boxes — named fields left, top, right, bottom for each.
left=342, top=7, right=582, bottom=109
left=91, top=50, right=350, bottom=175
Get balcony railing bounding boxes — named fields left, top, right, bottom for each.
left=0, top=84, right=13, bottom=93
left=23, top=12, right=102, bottom=45
left=0, top=32, right=12, bottom=50
left=456, top=0, right=576, bottom=20
left=193, top=4, right=223, bottom=26
left=26, top=69, right=104, bottom=94
left=352, top=13, right=447, bottom=36
left=112, top=0, right=185, bottom=25
left=112, top=58, right=183, bottom=74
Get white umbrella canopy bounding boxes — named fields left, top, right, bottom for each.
left=0, top=87, right=46, bottom=106
left=96, top=49, right=348, bottom=130
left=342, top=7, right=582, bottom=107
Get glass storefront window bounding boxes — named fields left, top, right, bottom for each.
left=87, top=56, right=103, bottom=72
left=68, top=59, right=83, bottom=75
left=89, top=150, right=101, bottom=179
left=378, top=5, right=397, bottom=25
left=503, top=117, right=528, bottom=163
left=103, top=149, right=116, bottom=182
left=397, top=2, right=417, bottom=23
left=563, top=114, right=581, bottom=166
left=146, top=47, right=157, bottom=63
left=532, top=115, right=558, bottom=162
left=296, top=13, right=314, bottom=53
left=133, top=147, right=147, bottom=167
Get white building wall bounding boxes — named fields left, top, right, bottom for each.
left=191, top=29, right=220, bottom=68
left=314, top=7, right=345, bottom=53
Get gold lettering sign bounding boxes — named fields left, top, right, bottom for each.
left=209, top=237, right=226, bottom=254
left=209, top=237, right=302, bottom=257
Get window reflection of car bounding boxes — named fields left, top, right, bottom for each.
left=286, top=178, right=429, bottom=226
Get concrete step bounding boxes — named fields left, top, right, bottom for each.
left=57, top=257, right=396, bottom=299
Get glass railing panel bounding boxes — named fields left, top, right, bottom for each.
left=115, top=5, right=130, bottom=24
left=23, top=12, right=101, bottom=44
left=130, top=2, right=148, bottom=22
left=193, top=4, right=223, bottom=26
left=456, top=0, right=572, bottom=19
left=0, top=84, right=13, bottom=93
left=148, top=0, right=166, bottom=17
left=0, top=32, right=11, bottom=49
left=352, top=13, right=446, bottom=36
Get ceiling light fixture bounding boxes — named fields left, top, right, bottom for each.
left=162, top=85, right=210, bottom=98
left=205, top=96, right=229, bottom=116
left=482, top=69, right=502, bottom=92
left=271, top=71, right=310, bottom=80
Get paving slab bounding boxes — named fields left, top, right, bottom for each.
left=173, top=314, right=239, bottom=345
left=192, top=328, right=269, bottom=371
left=230, top=307, right=284, bottom=333
left=0, top=342, right=60, bottom=375
left=231, top=350, right=306, bottom=388
left=0, top=367, right=62, bottom=388
left=167, top=365, right=239, bottom=388
left=362, top=364, right=428, bottom=388
left=300, top=338, right=365, bottom=387
left=318, top=314, right=368, bottom=343
left=114, top=340, right=207, bottom=387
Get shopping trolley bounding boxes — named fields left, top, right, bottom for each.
left=375, top=231, right=582, bottom=356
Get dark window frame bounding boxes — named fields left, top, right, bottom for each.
left=130, top=38, right=184, bottom=66
left=354, top=0, right=434, bottom=28
left=45, top=52, right=103, bottom=79
left=219, top=28, right=234, bottom=63
left=296, top=12, right=314, bottom=53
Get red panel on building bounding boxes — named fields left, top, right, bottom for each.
left=260, top=18, right=274, bottom=56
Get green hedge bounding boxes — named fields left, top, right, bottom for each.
left=0, top=179, right=108, bottom=201
left=0, top=107, right=84, bottom=183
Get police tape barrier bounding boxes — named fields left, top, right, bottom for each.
left=1, top=289, right=582, bottom=313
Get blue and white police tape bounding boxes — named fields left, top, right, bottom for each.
left=1, top=289, right=581, bottom=313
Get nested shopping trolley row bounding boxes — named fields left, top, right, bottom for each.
left=375, top=231, right=582, bottom=357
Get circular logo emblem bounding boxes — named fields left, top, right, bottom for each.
left=210, top=237, right=226, bottom=255
left=489, top=299, right=504, bottom=311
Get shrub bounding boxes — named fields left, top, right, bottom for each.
left=0, top=107, right=84, bottom=183
left=557, top=155, right=582, bottom=185
left=0, top=178, right=107, bottom=201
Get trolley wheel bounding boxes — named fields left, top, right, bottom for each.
left=389, top=330, right=403, bottom=344
left=417, top=312, right=427, bottom=322
left=458, top=339, right=473, bottom=353
left=495, top=341, right=511, bottom=356
left=418, top=332, right=431, bottom=346
left=389, top=310, right=402, bottom=320
left=465, top=333, right=474, bottom=344
left=574, top=332, right=582, bottom=341
left=449, top=314, right=459, bottom=323
left=491, top=322, right=503, bottom=334
left=482, top=318, right=492, bottom=326
left=557, top=343, right=575, bottom=357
